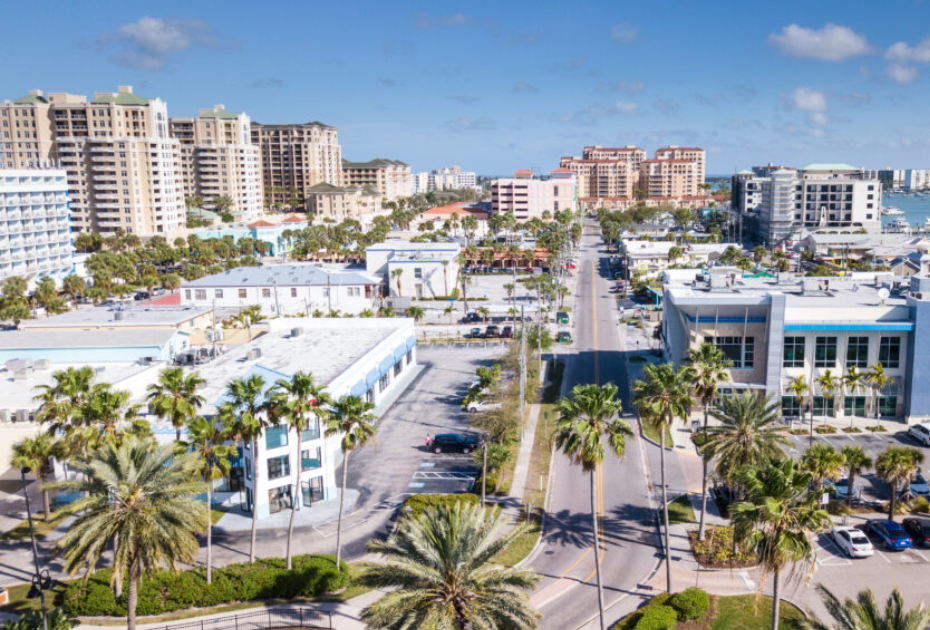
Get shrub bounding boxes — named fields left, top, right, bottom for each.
left=827, top=500, right=852, bottom=516
left=912, top=497, right=930, bottom=513
left=669, top=587, right=710, bottom=621
left=401, top=493, right=480, bottom=519
left=61, top=555, right=347, bottom=617
left=634, top=605, right=679, bottom=630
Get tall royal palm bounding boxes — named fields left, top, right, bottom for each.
left=270, top=371, right=331, bottom=570
left=685, top=342, right=732, bottom=541
left=632, top=362, right=694, bottom=593
left=732, top=458, right=830, bottom=630
left=800, top=584, right=930, bottom=630
left=361, top=502, right=540, bottom=630
left=800, top=443, right=846, bottom=492
left=222, top=374, right=271, bottom=563
left=45, top=437, right=207, bottom=630
left=325, top=395, right=377, bottom=568
left=876, top=446, right=924, bottom=521
left=147, top=367, right=206, bottom=441
left=184, top=416, right=238, bottom=584
left=555, top=382, right=631, bottom=630
left=704, top=392, right=789, bottom=495
left=840, top=445, right=872, bottom=508
left=11, top=433, right=66, bottom=519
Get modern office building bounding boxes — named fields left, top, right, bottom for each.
left=341, top=159, right=411, bottom=201
left=905, top=169, right=930, bottom=192
left=179, top=265, right=379, bottom=315
left=250, top=121, right=343, bottom=211
left=169, top=105, right=263, bottom=220
left=0, top=87, right=185, bottom=235
left=490, top=169, right=577, bottom=220
left=304, top=182, right=384, bottom=224
left=366, top=241, right=461, bottom=299
left=662, top=270, right=930, bottom=424
left=413, top=166, right=479, bottom=192
left=0, top=169, right=73, bottom=285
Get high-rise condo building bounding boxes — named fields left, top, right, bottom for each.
left=250, top=122, right=342, bottom=212
left=490, top=169, right=577, bottom=221
left=342, top=159, right=411, bottom=201
left=653, top=146, right=706, bottom=184
left=559, top=146, right=646, bottom=203
left=169, top=105, right=263, bottom=220
left=0, top=87, right=184, bottom=236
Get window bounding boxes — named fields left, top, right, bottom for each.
left=394, top=362, right=402, bottom=377
left=262, top=288, right=271, bottom=298
left=414, top=267, right=423, bottom=279
left=846, top=336, right=869, bottom=368
left=267, top=454, right=290, bottom=480
left=879, top=337, right=901, bottom=368
left=844, top=396, right=866, bottom=417
left=238, top=289, right=247, bottom=299
left=301, top=446, right=322, bottom=471
left=215, top=289, right=223, bottom=299
left=194, top=289, right=206, bottom=300
left=815, top=336, right=837, bottom=367
left=245, top=456, right=252, bottom=481
left=265, top=425, right=288, bottom=449
left=301, top=418, right=320, bottom=442
left=379, top=374, right=390, bottom=392
left=812, top=396, right=835, bottom=417
left=878, top=396, right=898, bottom=416
left=302, top=476, right=324, bottom=505
left=184, top=289, right=191, bottom=299
left=712, top=336, right=754, bottom=369
left=783, top=337, right=805, bottom=367
left=268, top=485, right=292, bottom=513
left=290, top=287, right=297, bottom=298
left=781, top=396, right=801, bottom=417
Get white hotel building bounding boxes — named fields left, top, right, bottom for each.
left=0, top=169, right=74, bottom=285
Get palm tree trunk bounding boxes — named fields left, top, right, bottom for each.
left=889, top=484, right=897, bottom=521
left=592, top=467, right=606, bottom=630
left=698, top=404, right=709, bottom=541
left=206, top=482, right=213, bottom=584
left=847, top=471, right=854, bottom=509
left=771, top=567, right=781, bottom=630
left=127, top=557, right=140, bottom=630
left=40, top=473, right=51, bottom=520
left=660, top=428, right=672, bottom=593
left=176, top=426, right=182, bottom=442
left=249, top=439, right=258, bottom=563
left=335, top=450, right=349, bottom=568
left=287, top=438, right=300, bottom=570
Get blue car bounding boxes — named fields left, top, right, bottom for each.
left=867, top=520, right=913, bottom=551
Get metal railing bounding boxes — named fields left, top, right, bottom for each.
left=158, top=607, right=333, bottom=630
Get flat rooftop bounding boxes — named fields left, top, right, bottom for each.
left=19, top=305, right=212, bottom=329
left=182, top=265, right=377, bottom=288
left=367, top=241, right=461, bottom=252
left=0, top=328, right=179, bottom=349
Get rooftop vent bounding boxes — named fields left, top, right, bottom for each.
left=291, top=327, right=303, bottom=338
left=247, top=348, right=262, bottom=360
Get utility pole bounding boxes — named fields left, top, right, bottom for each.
left=211, top=298, right=217, bottom=358
left=519, top=304, right=526, bottom=443
left=327, top=272, right=333, bottom=314
left=21, top=468, right=48, bottom=630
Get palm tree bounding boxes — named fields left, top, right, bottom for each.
left=876, top=446, right=924, bottom=521
left=325, top=395, right=377, bottom=568
left=732, top=458, right=830, bottom=630
left=632, top=362, right=694, bottom=593
left=685, top=342, right=732, bottom=541
left=441, top=259, right=450, bottom=296
left=391, top=268, right=404, bottom=297
left=840, top=445, right=872, bottom=508
left=704, top=392, right=789, bottom=494
left=800, top=584, right=930, bottom=630
left=476, top=305, right=490, bottom=322
left=361, top=502, right=540, bottom=630
left=45, top=437, right=207, bottom=630
left=34, top=366, right=96, bottom=438
left=270, top=372, right=330, bottom=570
left=816, top=369, right=839, bottom=422
left=222, top=374, right=271, bottom=562
left=146, top=367, right=206, bottom=441
left=555, top=383, right=631, bottom=630
left=443, top=304, right=455, bottom=324
left=184, top=416, right=238, bottom=584
left=785, top=374, right=810, bottom=431
left=12, top=433, right=66, bottom=518
left=800, top=443, right=846, bottom=491
left=867, top=363, right=893, bottom=419
left=405, top=305, right=425, bottom=322
left=844, top=366, right=867, bottom=426
left=82, top=386, right=141, bottom=438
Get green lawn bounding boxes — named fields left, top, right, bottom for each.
left=610, top=595, right=805, bottom=630
left=493, top=512, right=542, bottom=567
left=641, top=419, right=674, bottom=447
left=667, top=494, right=696, bottom=525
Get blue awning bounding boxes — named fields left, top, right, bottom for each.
left=366, top=368, right=379, bottom=388
left=406, top=335, right=417, bottom=350
left=350, top=379, right=367, bottom=398
left=379, top=354, right=395, bottom=377
left=394, top=343, right=407, bottom=361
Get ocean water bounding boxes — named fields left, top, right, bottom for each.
left=882, top=192, right=930, bottom=229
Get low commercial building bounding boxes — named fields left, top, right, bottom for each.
left=414, top=203, right=489, bottom=237
left=490, top=169, right=577, bottom=221
left=19, top=304, right=213, bottom=333
left=194, top=317, right=417, bottom=518
left=179, top=265, right=379, bottom=315
left=622, top=240, right=734, bottom=278
left=0, top=328, right=190, bottom=364
left=662, top=270, right=930, bottom=424
left=366, top=241, right=461, bottom=298
left=194, top=215, right=308, bottom=257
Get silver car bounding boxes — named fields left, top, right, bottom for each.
left=832, top=526, right=874, bottom=558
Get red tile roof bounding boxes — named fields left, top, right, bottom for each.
left=656, top=146, right=704, bottom=153
left=423, top=204, right=489, bottom=219
left=550, top=168, right=573, bottom=174
left=247, top=220, right=276, bottom=228
left=281, top=215, right=308, bottom=223
left=144, top=292, right=181, bottom=306
left=513, top=169, right=533, bottom=176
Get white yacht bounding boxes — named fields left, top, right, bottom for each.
left=883, top=206, right=905, bottom=215
left=886, top=217, right=911, bottom=233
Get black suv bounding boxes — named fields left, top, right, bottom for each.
left=431, top=433, right=479, bottom=454
left=461, top=312, right=482, bottom=324
left=902, top=518, right=930, bottom=547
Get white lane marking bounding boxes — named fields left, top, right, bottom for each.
left=739, top=571, right=756, bottom=590
left=908, top=547, right=929, bottom=562
left=875, top=549, right=892, bottom=563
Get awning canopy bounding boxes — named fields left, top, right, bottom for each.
left=366, top=368, right=380, bottom=388
left=406, top=335, right=417, bottom=350
left=350, top=379, right=367, bottom=398
left=379, top=354, right=395, bottom=377
left=393, top=343, right=407, bottom=361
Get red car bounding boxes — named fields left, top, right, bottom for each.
left=500, top=326, right=514, bottom=338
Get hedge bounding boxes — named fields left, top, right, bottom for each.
left=669, top=587, right=710, bottom=621
left=401, top=493, right=481, bottom=519
left=635, top=605, right=678, bottom=630
left=61, top=555, right=347, bottom=617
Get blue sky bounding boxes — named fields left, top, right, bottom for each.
left=5, top=1, right=930, bottom=176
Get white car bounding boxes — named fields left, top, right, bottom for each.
left=466, top=400, right=502, bottom=413
left=909, top=423, right=930, bottom=447
left=910, top=473, right=930, bottom=497
left=832, top=526, right=874, bottom=558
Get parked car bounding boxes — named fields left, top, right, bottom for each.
left=557, top=330, right=572, bottom=343
left=462, top=312, right=482, bottom=324
left=556, top=311, right=570, bottom=325
left=902, top=518, right=930, bottom=547
left=484, top=325, right=500, bottom=338
left=825, top=478, right=857, bottom=500
left=909, top=423, right=930, bottom=446
left=466, top=400, right=502, bottom=413
left=467, top=327, right=483, bottom=339
left=867, top=519, right=913, bottom=550
left=831, top=525, right=874, bottom=558
left=430, top=433, right=479, bottom=454
left=500, top=326, right=514, bottom=339
left=910, top=473, right=930, bottom=497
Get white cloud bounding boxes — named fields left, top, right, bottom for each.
left=768, top=23, right=873, bottom=61
left=791, top=87, right=828, bottom=112
left=886, top=63, right=918, bottom=83
left=886, top=38, right=930, bottom=63
left=809, top=128, right=826, bottom=138
left=445, top=117, right=497, bottom=132
left=615, top=101, right=638, bottom=114
left=809, top=112, right=829, bottom=125
left=610, top=22, right=639, bottom=45
left=98, top=17, right=231, bottom=70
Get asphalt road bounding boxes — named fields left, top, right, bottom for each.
left=528, top=223, right=684, bottom=630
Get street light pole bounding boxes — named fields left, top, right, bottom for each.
left=21, top=467, right=48, bottom=630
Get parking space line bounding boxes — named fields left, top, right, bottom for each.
left=909, top=548, right=929, bottom=562
left=408, top=482, right=425, bottom=488
left=875, top=549, right=892, bottom=563
left=419, top=462, right=436, bottom=468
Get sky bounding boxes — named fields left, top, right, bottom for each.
left=4, top=1, right=930, bottom=176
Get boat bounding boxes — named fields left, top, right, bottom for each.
left=882, top=206, right=905, bottom=215
left=886, top=217, right=912, bottom=233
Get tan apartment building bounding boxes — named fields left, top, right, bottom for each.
left=250, top=122, right=342, bottom=212
left=169, top=105, right=263, bottom=220
left=560, top=145, right=646, bottom=203
left=640, top=159, right=699, bottom=199
left=0, top=87, right=184, bottom=235
left=342, top=158, right=411, bottom=201
left=490, top=169, right=577, bottom=221
left=655, top=146, right=705, bottom=184
left=305, top=182, right=384, bottom=225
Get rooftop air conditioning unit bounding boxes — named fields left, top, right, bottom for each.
left=34, top=359, right=50, bottom=370
left=247, top=348, right=262, bottom=360
left=291, top=327, right=303, bottom=337
left=15, top=409, right=29, bottom=423
left=0, top=409, right=9, bottom=423
left=114, top=310, right=124, bottom=321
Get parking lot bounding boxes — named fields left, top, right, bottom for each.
left=814, top=526, right=930, bottom=569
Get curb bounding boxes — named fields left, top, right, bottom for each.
left=636, top=414, right=675, bottom=452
